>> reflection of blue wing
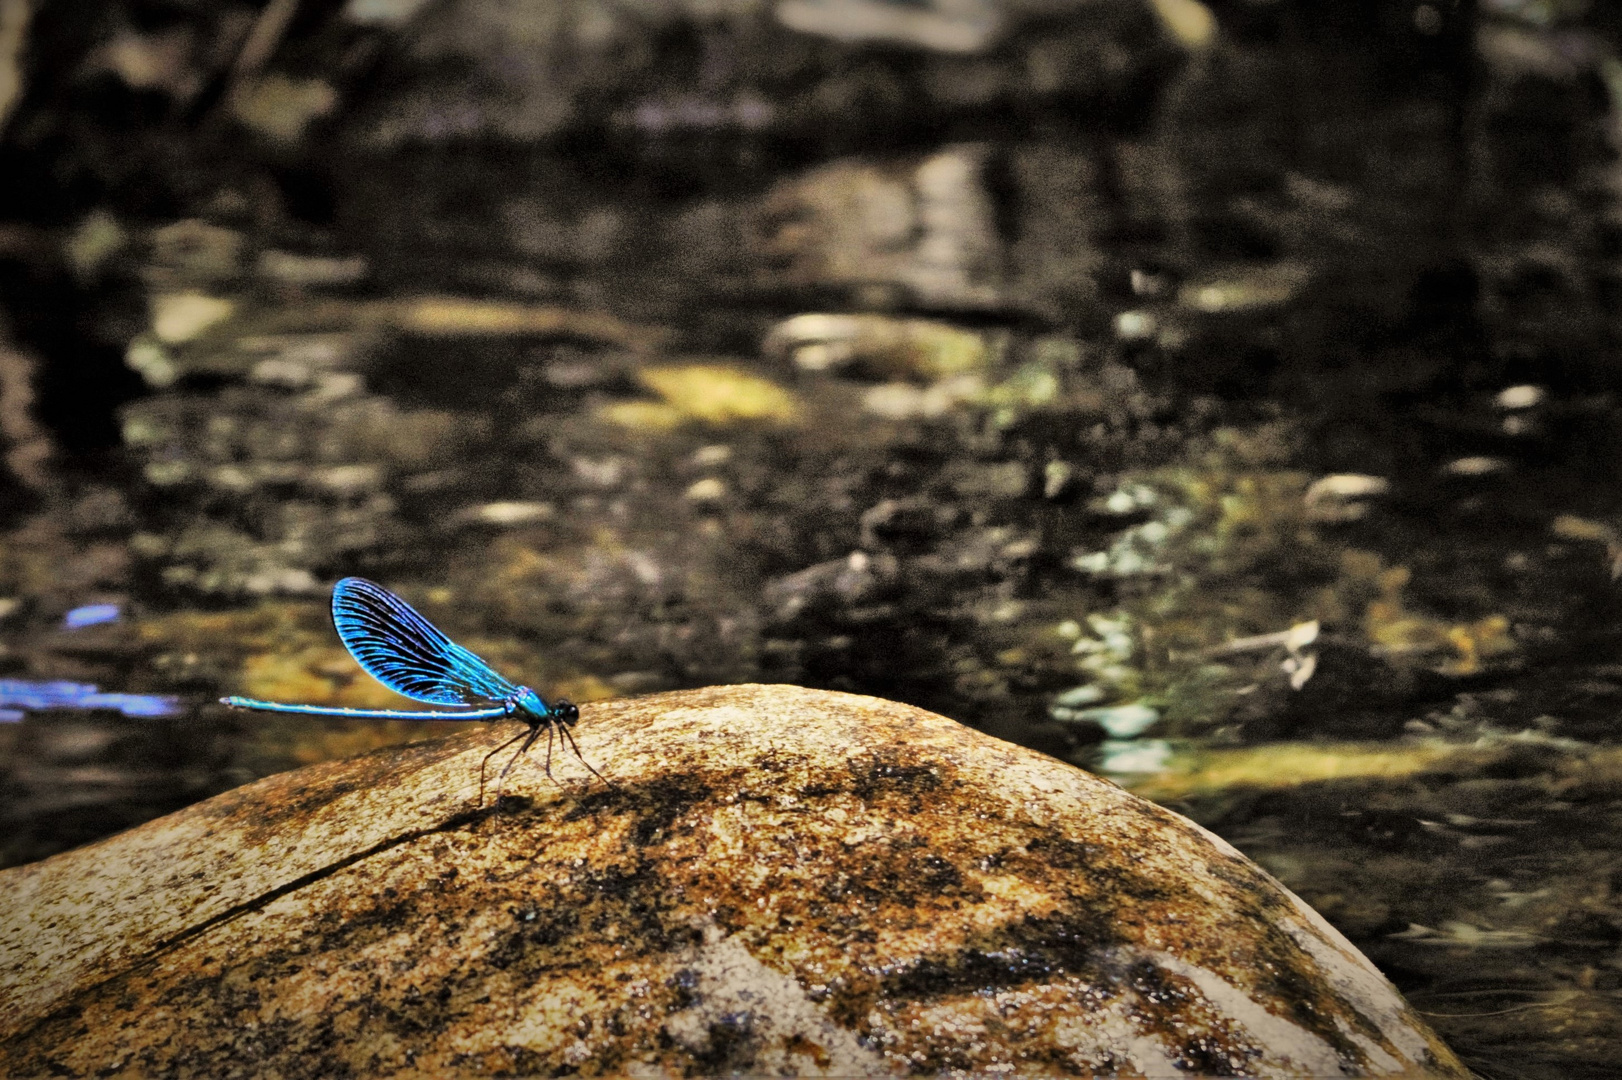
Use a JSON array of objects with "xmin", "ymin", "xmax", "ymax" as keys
[{"xmin": 332, "ymin": 578, "xmax": 518, "ymax": 706}]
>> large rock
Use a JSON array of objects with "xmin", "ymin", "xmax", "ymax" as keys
[{"xmin": 0, "ymin": 684, "xmax": 1464, "ymax": 1077}]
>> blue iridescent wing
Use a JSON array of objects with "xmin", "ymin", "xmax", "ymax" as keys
[{"xmin": 331, "ymin": 577, "xmax": 520, "ymax": 706}]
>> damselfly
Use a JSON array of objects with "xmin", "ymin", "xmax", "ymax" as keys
[{"xmin": 221, "ymin": 577, "xmax": 608, "ymax": 801}]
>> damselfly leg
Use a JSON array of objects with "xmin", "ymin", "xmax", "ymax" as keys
[
  {"xmin": 477, "ymin": 726, "xmax": 531, "ymax": 807},
  {"xmin": 493, "ymin": 722, "xmax": 550, "ymax": 805},
  {"xmin": 559, "ymin": 721, "xmax": 614, "ymax": 788},
  {"xmin": 484, "ymin": 716, "xmax": 616, "ymax": 805}
]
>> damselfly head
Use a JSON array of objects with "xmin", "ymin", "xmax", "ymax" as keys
[{"xmin": 553, "ymin": 699, "xmax": 579, "ymax": 726}]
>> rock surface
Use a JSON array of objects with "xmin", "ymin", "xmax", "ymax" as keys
[{"xmin": 0, "ymin": 684, "xmax": 1464, "ymax": 1077}]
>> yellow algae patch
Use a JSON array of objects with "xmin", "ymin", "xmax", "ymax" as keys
[
  {"xmin": 1440, "ymin": 615, "xmax": 1513, "ymax": 676},
  {"xmin": 391, "ymin": 297, "xmax": 663, "ymax": 350},
  {"xmin": 231, "ymin": 74, "xmax": 337, "ymax": 146},
  {"xmin": 136, "ymin": 602, "xmax": 327, "ymax": 662},
  {"xmin": 763, "ymin": 313, "xmax": 990, "ymax": 381},
  {"xmin": 1124, "ymin": 740, "xmax": 1622, "ymax": 803},
  {"xmin": 1346, "ymin": 554, "xmax": 1516, "ymax": 675},
  {"xmin": 601, "ymin": 363, "xmax": 801, "ymax": 428},
  {"xmin": 151, "ymin": 292, "xmax": 236, "ymax": 343},
  {"xmin": 137, "ymin": 602, "xmax": 396, "ymax": 711},
  {"xmin": 240, "ymin": 647, "xmax": 402, "ymax": 709},
  {"xmin": 1178, "ymin": 261, "xmax": 1312, "ymax": 314},
  {"xmin": 597, "ymin": 399, "xmax": 686, "ymax": 430},
  {"xmin": 1123, "ymin": 741, "xmax": 1466, "ymax": 802},
  {"xmin": 1150, "ymin": 0, "xmax": 1216, "ymax": 49}
]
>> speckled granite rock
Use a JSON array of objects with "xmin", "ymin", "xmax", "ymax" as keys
[{"xmin": 0, "ymin": 684, "xmax": 1464, "ymax": 1078}]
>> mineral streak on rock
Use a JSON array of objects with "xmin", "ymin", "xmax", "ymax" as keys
[{"xmin": 0, "ymin": 685, "xmax": 1464, "ymax": 1077}]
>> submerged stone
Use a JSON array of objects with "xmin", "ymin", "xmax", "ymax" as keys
[{"xmin": 0, "ymin": 685, "xmax": 1464, "ymax": 1077}]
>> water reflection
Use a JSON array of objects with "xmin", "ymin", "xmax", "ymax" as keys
[{"xmin": 0, "ymin": 678, "xmax": 181, "ymax": 718}]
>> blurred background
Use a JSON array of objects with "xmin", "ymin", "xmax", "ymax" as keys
[{"xmin": 2, "ymin": 0, "xmax": 1622, "ymax": 1074}]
